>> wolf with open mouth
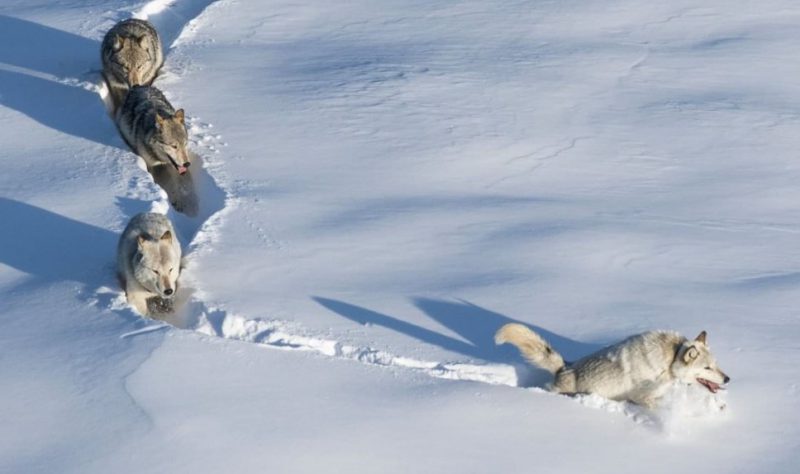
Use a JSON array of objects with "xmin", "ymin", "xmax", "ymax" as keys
[{"xmin": 496, "ymin": 324, "xmax": 730, "ymax": 408}]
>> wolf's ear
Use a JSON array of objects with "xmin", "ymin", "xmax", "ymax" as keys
[
  {"xmin": 694, "ymin": 331, "xmax": 707, "ymax": 344},
  {"xmin": 137, "ymin": 233, "xmax": 151, "ymax": 248},
  {"xmin": 683, "ymin": 346, "xmax": 699, "ymax": 362},
  {"xmin": 112, "ymin": 35, "xmax": 124, "ymax": 52},
  {"xmin": 160, "ymin": 230, "xmax": 172, "ymax": 242},
  {"xmin": 155, "ymin": 113, "xmax": 165, "ymax": 128},
  {"xmin": 174, "ymin": 109, "xmax": 185, "ymax": 124},
  {"xmin": 136, "ymin": 35, "xmax": 147, "ymax": 47}
]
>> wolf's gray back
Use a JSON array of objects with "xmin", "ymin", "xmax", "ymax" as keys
[
  {"xmin": 102, "ymin": 19, "xmax": 164, "ymax": 107},
  {"xmin": 116, "ymin": 85, "xmax": 178, "ymax": 153}
]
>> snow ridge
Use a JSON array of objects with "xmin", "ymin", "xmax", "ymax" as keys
[
  {"xmin": 102, "ymin": 0, "xmax": 527, "ymax": 393},
  {"xmin": 191, "ymin": 307, "xmax": 521, "ymax": 387}
]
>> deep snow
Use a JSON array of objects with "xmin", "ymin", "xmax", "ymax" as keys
[{"xmin": 2, "ymin": 0, "xmax": 800, "ymax": 472}]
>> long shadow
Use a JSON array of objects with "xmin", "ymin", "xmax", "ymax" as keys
[
  {"xmin": 0, "ymin": 68, "xmax": 120, "ymax": 148},
  {"xmin": 313, "ymin": 297, "xmax": 481, "ymax": 357},
  {"xmin": 412, "ymin": 298, "xmax": 599, "ymax": 363},
  {"xmin": 313, "ymin": 297, "xmax": 600, "ymax": 366},
  {"xmin": 0, "ymin": 15, "xmax": 98, "ymax": 78},
  {"xmin": 0, "ymin": 15, "xmax": 119, "ymax": 148},
  {"xmin": 0, "ymin": 197, "xmax": 116, "ymax": 287}
]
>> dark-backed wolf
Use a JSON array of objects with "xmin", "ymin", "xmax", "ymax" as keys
[{"xmin": 115, "ymin": 85, "xmax": 191, "ymax": 175}]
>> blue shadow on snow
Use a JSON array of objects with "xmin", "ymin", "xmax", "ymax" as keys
[
  {"xmin": 0, "ymin": 15, "xmax": 119, "ymax": 148},
  {"xmin": 313, "ymin": 296, "xmax": 601, "ymax": 370},
  {"xmin": 0, "ymin": 14, "xmax": 98, "ymax": 78},
  {"xmin": 0, "ymin": 197, "xmax": 116, "ymax": 287}
]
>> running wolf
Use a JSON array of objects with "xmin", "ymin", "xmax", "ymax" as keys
[
  {"xmin": 117, "ymin": 212, "xmax": 182, "ymax": 316},
  {"xmin": 496, "ymin": 324, "xmax": 730, "ymax": 408},
  {"xmin": 116, "ymin": 85, "xmax": 192, "ymax": 175},
  {"xmin": 101, "ymin": 18, "xmax": 164, "ymax": 111}
]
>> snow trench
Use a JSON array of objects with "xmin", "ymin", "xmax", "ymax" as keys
[
  {"xmin": 98, "ymin": 0, "xmax": 538, "ymax": 391},
  {"xmin": 93, "ymin": 0, "xmax": 727, "ymax": 431}
]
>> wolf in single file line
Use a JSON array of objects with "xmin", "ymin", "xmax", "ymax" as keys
[
  {"xmin": 115, "ymin": 85, "xmax": 192, "ymax": 175},
  {"xmin": 117, "ymin": 212, "xmax": 183, "ymax": 316},
  {"xmin": 496, "ymin": 323, "xmax": 730, "ymax": 408},
  {"xmin": 101, "ymin": 18, "xmax": 164, "ymax": 111}
]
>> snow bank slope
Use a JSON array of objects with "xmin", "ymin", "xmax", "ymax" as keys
[{"xmin": 2, "ymin": 0, "xmax": 800, "ymax": 472}]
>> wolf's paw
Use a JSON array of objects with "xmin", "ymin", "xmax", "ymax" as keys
[{"xmin": 147, "ymin": 295, "xmax": 175, "ymax": 315}]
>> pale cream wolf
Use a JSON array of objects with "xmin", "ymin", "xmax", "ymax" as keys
[
  {"xmin": 496, "ymin": 323, "xmax": 730, "ymax": 408},
  {"xmin": 117, "ymin": 213, "xmax": 182, "ymax": 316},
  {"xmin": 115, "ymin": 85, "xmax": 191, "ymax": 175},
  {"xmin": 101, "ymin": 18, "xmax": 164, "ymax": 111}
]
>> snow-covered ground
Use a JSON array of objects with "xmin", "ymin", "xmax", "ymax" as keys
[{"xmin": 2, "ymin": 0, "xmax": 800, "ymax": 472}]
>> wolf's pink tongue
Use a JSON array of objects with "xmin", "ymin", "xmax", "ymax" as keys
[{"xmin": 178, "ymin": 165, "xmax": 188, "ymax": 175}]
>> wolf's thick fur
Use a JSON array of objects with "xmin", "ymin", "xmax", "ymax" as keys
[
  {"xmin": 116, "ymin": 85, "xmax": 191, "ymax": 174},
  {"xmin": 101, "ymin": 18, "xmax": 163, "ymax": 111},
  {"xmin": 117, "ymin": 213, "xmax": 182, "ymax": 316},
  {"xmin": 496, "ymin": 323, "xmax": 730, "ymax": 408}
]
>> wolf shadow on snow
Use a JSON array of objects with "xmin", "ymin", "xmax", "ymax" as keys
[
  {"xmin": 313, "ymin": 296, "xmax": 601, "ymax": 387},
  {"xmin": 0, "ymin": 15, "xmax": 156, "ymax": 181},
  {"xmin": 0, "ymin": 197, "xmax": 118, "ymax": 292},
  {"xmin": 0, "ymin": 15, "xmax": 123, "ymax": 149},
  {"xmin": 0, "ymin": 15, "xmax": 219, "ymax": 222}
]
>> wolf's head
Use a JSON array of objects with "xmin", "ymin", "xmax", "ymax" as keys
[
  {"xmin": 110, "ymin": 34, "xmax": 154, "ymax": 86},
  {"xmin": 154, "ymin": 110, "xmax": 191, "ymax": 174},
  {"xmin": 133, "ymin": 230, "xmax": 181, "ymax": 298},
  {"xmin": 671, "ymin": 331, "xmax": 730, "ymax": 393}
]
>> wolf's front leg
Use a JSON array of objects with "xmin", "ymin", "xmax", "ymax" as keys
[
  {"xmin": 629, "ymin": 379, "xmax": 671, "ymax": 409},
  {"xmin": 125, "ymin": 286, "xmax": 152, "ymax": 317}
]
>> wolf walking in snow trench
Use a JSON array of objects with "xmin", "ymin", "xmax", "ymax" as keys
[
  {"xmin": 101, "ymin": 18, "xmax": 164, "ymax": 112},
  {"xmin": 117, "ymin": 212, "xmax": 183, "ymax": 317},
  {"xmin": 116, "ymin": 85, "xmax": 192, "ymax": 175},
  {"xmin": 496, "ymin": 324, "xmax": 730, "ymax": 408}
]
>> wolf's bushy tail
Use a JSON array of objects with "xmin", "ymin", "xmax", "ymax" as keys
[{"xmin": 495, "ymin": 323, "xmax": 565, "ymax": 374}]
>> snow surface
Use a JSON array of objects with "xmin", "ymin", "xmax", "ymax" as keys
[{"xmin": 2, "ymin": 0, "xmax": 800, "ymax": 472}]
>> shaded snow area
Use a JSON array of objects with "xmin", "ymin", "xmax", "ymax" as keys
[{"xmin": 2, "ymin": 0, "xmax": 800, "ymax": 472}]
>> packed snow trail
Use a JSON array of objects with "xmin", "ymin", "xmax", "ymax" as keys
[
  {"xmin": 4, "ymin": 0, "xmax": 800, "ymax": 472},
  {"xmin": 99, "ymin": 0, "xmax": 539, "ymax": 396},
  {"xmin": 100, "ymin": 0, "xmax": 598, "ymax": 410},
  {"xmin": 93, "ymin": 0, "xmax": 731, "ymax": 429}
]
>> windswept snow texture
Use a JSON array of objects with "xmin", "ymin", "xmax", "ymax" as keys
[{"xmin": 2, "ymin": 0, "xmax": 800, "ymax": 472}]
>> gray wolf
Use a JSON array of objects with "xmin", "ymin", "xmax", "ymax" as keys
[
  {"xmin": 496, "ymin": 323, "xmax": 730, "ymax": 408},
  {"xmin": 101, "ymin": 18, "xmax": 164, "ymax": 111},
  {"xmin": 117, "ymin": 212, "xmax": 182, "ymax": 316},
  {"xmin": 115, "ymin": 85, "xmax": 191, "ymax": 175}
]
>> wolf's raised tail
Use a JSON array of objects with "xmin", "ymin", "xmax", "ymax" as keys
[{"xmin": 495, "ymin": 323, "xmax": 565, "ymax": 374}]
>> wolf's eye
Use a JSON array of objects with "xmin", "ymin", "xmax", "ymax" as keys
[
  {"xmin": 153, "ymin": 269, "xmax": 160, "ymax": 276},
  {"xmin": 704, "ymin": 366, "xmax": 712, "ymax": 370}
]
